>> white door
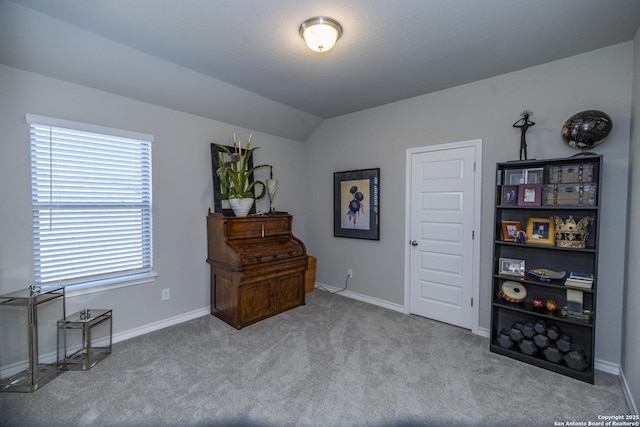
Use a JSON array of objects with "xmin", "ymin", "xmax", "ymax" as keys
[{"xmin": 406, "ymin": 141, "xmax": 480, "ymax": 330}]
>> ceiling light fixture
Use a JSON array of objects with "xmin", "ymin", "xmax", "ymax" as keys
[{"xmin": 299, "ymin": 17, "xmax": 342, "ymax": 53}]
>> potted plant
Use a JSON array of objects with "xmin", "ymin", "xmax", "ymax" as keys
[{"xmin": 216, "ymin": 134, "xmax": 270, "ymax": 216}]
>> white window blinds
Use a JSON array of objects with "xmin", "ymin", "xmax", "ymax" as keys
[{"xmin": 27, "ymin": 114, "xmax": 153, "ymax": 287}]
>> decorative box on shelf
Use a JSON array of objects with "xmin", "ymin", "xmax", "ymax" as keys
[
  {"xmin": 0, "ymin": 285, "xmax": 66, "ymax": 392},
  {"xmin": 543, "ymin": 161, "xmax": 597, "ymax": 207},
  {"xmin": 547, "ymin": 163, "xmax": 594, "ymax": 184},
  {"xmin": 543, "ymin": 183, "xmax": 597, "ymax": 206},
  {"xmin": 58, "ymin": 309, "xmax": 112, "ymax": 371}
]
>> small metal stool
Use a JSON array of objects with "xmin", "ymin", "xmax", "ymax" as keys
[
  {"xmin": 58, "ymin": 309, "xmax": 112, "ymax": 371},
  {"xmin": 0, "ymin": 286, "xmax": 65, "ymax": 392}
]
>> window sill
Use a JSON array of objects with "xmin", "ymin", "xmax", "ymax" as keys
[{"xmin": 55, "ymin": 272, "xmax": 158, "ymax": 298}]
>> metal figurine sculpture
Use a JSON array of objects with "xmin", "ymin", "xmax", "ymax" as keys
[
  {"xmin": 513, "ymin": 110, "xmax": 535, "ymax": 160},
  {"xmin": 515, "ymin": 230, "xmax": 528, "ymax": 244}
]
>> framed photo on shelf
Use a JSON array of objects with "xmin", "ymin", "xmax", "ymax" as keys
[
  {"xmin": 523, "ymin": 167, "xmax": 544, "ymax": 184},
  {"xmin": 501, "ymin": 185, "xmax": 519, "ymax": 206},
  {"xmin": 505, "ymin": 170, "xmax": 524, "ymax": 185},
  {"xmin": 518, "ymin": 183, "xmax": 542, "ymax": 206},
  {"xmin": 504, "ymin": 168, "xmax": 544, "ymax": 185},
  {"xmin": 499, "ymin": 258, "xmax": 525, "ymax": 277},
  {"xmin": 526, "ymin": 217, "xmax": 556, "ymax": 246},
  {"xmin": 334, "ymin": 168, "xmax": 380, "ymax": 240},
  {"xmin": 566, "ymin": 289, "xmax": 584, "ymax": 317},
  {"xmin": 501, "ymin": 220, "xmax": 521, "ymax": 242}
]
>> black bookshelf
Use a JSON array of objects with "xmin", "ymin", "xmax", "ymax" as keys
[{"xmin": 489, "ymin": 155, "xmax": 602, "ymax": 383}]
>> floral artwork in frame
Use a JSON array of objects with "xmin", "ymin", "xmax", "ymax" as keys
[
  {"xmin": 334, "ymin": 168, "xmax": 380, "ymax": 240},
  {"xmin": 211, "ymin": 143, "xmax": 257, "ymax": 216}
]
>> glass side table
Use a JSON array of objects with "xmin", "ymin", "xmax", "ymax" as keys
[
  {"xmin": 0, "ymin": 286, "xmax": 65, "ymax": 392},
  {"xmin": 58, "ymin": 309, "xmax": 112, "ymax": 371}
]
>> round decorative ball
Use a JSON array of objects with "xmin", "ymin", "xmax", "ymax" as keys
[
  {"xmin": 561, "ymin": 110, "xmax": 612, "ymax": 152},
  {"xmin": 531, "ymin": 297, "xmax": 545, "ymax": 310}
]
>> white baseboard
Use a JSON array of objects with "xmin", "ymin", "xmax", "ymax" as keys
[
  {"xmin": 620, "ymin": 366, "xmax": 639, "ymax": 415},
  {"xmin": 112, "ymin": 306, "xmax": 210, "ymax": 344},
  {"xmin": 477, "ymin": 327, "xmax": 491, "ymax": 338},
  {"xmin": 314, "ymin": 282, "xmax": 405, "ymax": 313},
  {"xmin": 1, "ymin": 360, "xmax": 31, "ymax": 378},
  {"xmin": 595, "ymin": 358, "xmax": 620, "ymax": 376}
]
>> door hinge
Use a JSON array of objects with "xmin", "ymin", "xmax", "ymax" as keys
[
  {"xmin": 473, "ymin": 161, "xmax": 476, "ymax": 172},
  {"xmin": 472, "ymin": 230, "xmax": 475, "ymax": 240},
  {"xmin": 471, "ymin": 297, "xmax": 473, "ymax": 307}
]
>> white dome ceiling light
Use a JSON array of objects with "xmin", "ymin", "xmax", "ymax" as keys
[{"xmin": 299, "ymin": 17, "xmax": 343, "ymax": 53}]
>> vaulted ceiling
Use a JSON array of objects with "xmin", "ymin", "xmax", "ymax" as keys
[{"xmin": 2, "ymin": 0, "xmax": 640, "ymax": 141}]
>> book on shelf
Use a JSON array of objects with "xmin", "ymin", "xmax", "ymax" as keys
[
  {"xmin": 565, "ymin": 272, "xmax": 594, "ymax": 289},
  {"xmin": 565, "ymin": 279, "xmax": 593, "ymax": 289},
  {"xmin": 569, "ymin": 272, "xmax": 594, "ymax": 281}
]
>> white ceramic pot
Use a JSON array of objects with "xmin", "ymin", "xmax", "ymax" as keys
[{"xmin": 228, "ymin": 198, "xmax": 254, "ymax": 217}]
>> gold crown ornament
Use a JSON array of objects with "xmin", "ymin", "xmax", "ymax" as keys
[{"xmin": 551, "ymin": 215, "xmax": 593, "ymax": 248}]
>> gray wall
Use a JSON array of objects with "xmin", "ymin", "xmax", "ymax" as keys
[
  {"xmin": 305, "ymin": 43, "xmax": 633, "ymax": 368},
  {"xmin": 0, "ymin": 64, "xmax": 308, "ymax": 336},
  {"xmin": 622, "ymin": 28, "xmax": 640, "ymax": 413}
]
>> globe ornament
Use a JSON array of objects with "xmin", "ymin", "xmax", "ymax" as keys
[{"xmin": 561, "ymin": 110, "xmax": 612, "ymax": 154}]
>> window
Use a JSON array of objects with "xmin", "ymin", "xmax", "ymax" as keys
[{"xmin": 27, "ymin": 114, "xmax": 154, "ymax": 290}]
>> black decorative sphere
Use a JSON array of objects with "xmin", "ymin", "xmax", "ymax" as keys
[{"xmin": 561, "ymin": 110, "xmax": 612, "ymax": 152}]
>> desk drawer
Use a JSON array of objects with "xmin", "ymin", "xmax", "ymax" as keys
[{"xmin": 226, "ymin": 216, "xmax": 291, "ymax": 240}]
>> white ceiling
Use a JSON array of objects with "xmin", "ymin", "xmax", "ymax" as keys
[{"xmin": 3, "ymin": 0, "xmax": 640, "ymax": 140}]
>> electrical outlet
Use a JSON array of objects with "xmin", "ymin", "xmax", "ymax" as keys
[
  {"xmin": 161, "ymin": 288, "xmax": 170, "ymax": 300},
  {"xmin": 347, "ymin": 269, "xmax": 353, "ymax": 278}
]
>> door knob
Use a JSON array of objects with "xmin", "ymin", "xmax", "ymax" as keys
[{"xmin": 411, "ymin": 240, "xmax": 419, "ymax": 246}]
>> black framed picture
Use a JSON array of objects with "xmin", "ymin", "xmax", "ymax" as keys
[
  {"xmin": 210, "ymin": 143, "xmax": 257, "ymax": 216},
  {"xmin": 500, "ymin": 185, "xmax": 519, "ymax": 206},
  {"xmin": 334, "ymin": 168, "xmax": 380, "ymax": 240}
]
